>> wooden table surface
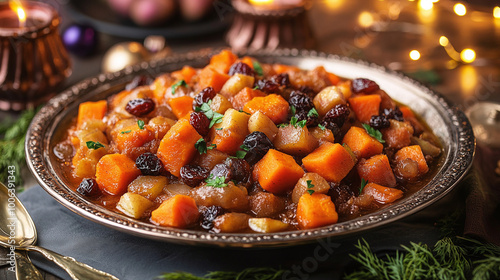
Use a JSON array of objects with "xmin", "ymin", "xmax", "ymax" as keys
[{"xmin": 1, "ymin": 0, "xmax": 499, "ymax": 279}]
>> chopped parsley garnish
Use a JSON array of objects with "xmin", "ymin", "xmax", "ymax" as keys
[
  {"xmin": 205, "ymin": 174, "xmax": 228, "ymax": 188},
  {"xmin": 307, "ymin": 108, "xmax": 319, "ymax": 118},
  {"xmin": 290, "ymin": 105, "xmax": 296, "ymax": 115},
  {"xmin": 306, "ymin": 180, "xmax": 315, "ymax": 195},
  {"xmin": 137, "ymin": 120, "xmax": 145, "ymax": 130},
  {"xmin": 195, "ymin": 138, "xmax": 216, "ymax": 154},
  {"xmin": 253, "ymin": 86, "xmax": 259, "ymax": 90},
  {"xmin": 362, "ymin": 123, "xmax": 385, "ymax": 143},
  {"xmin": 86, "ymin": 141, "xmax": 105, "ymax": 150},
  {"xmin": 290, "ymin": 116, "xmax": 307, "ymax": 128},
  {"xmin": 120, "ymin": 130, "xmax": 132, "ymax": 134},
  {"xmin": 235, "ymin": 150, "xmax": 247, "ymax": 159},
  {"xmin": 195, "ymin": 100, "xmax": 224, "ymax": 128},
  {"xmin": 359, "ymin": 178, "xmax": 368, "ymax": 195},
  {"xmin": 318, "ymin": 124, "xmax": 326, "ymax": 131},
  {"xmin": 238, "ymin": 109, "xmax": 251, "ymax": 115},
  {"xmin": 253, "ymin": 61, "xmax": 264, "ymax": 76},
  {"xmin": 171, "ymin": 79, "xmax": 187, "ymax": 95}
]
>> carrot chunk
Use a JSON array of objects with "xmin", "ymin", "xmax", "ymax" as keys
[
  {"xmin": 357, "ymin": 154, "xmax": 397, "ymax": 188},
  {"xmin": 231, "ymin": 87, "xmax": 266, "ymax": 111},
  {"xmin": 362, "ymin": 183, "xmax": 403, "ymax": 204},
  {"xmin": 302, "ymin": 143, "xmax": 356, "ymax": 183},
  {"xmin": 327, "ymin": 72, "xmax": 340, "ymax": 85},
  {"xmin": 157, "ymin": 118, "xmax": 202, "ymax": 177},
  {"xmin": 77, "ymin": 100, "xmax": 107, "ymax": 128},
  {"xmin": 171, "ymin": 66, "xmax": 197, "ymax": 83},
  {"xmin": 253, "ymin": 149, "xmax": 305, "ymax": 194},
  {"xmin": 240, "ymin": 56, "xmax": 255, "ymax": 69},
  {"xmin": 243, "ymin": 94, "xmax": 289, "ymax": 124},
  {"xmin": 394, "ymin": 145, "xmax": 429, "ymax": 174},
  {"xmin": 210, "ymin": 50, "xmax": 238, "ymax": 74},
  {"xmin": 273, "ymin": 64, "xmax": 300, "ymax": 74},
  {"xmin": 151, "ymin": 195, "xmax": 199, "ymax": 228},
  {"xmin": 114, "ymin": 122, "xmax": 155, "ymax": 152},
  {"xmin": 399, "ymin": 106, "xmax": 415, "ymax": 119},
  {"xmin": 296, "ymin": 193, "xmax": 338, "ymax": 229},
  {"xmin": 96, "ymin": 154, "xmax": 141, "ymax": 195},
  {"xmin": 348, "ymin": 94, "xmax": 381, "ymax": 123},
  {"xmin": 342, "ymin": 126, "xmax": 383, "ymax": 159},
  {"xmin": 168, "ymin": 96, "xmax": 195, "ymax": 119},
  {"xmin": 198, "ymin": 66, "xmax": 230, "ymax": 93}
]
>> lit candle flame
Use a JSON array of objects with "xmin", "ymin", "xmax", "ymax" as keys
[{"xmin": 9, "ymin": 0, "xmax": 26, "ymax": 28}]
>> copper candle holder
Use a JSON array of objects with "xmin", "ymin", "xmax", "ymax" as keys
[
  {"xmin": 0, "ymin": 1, "xmax": 71, "ymax": 111},
  {"xmin": 226, "ymin": 0, "xmax": 315, "ymax": 51}
]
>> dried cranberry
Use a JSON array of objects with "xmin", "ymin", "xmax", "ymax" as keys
[
  {"xmin": 125, "ymin": 98, "xmax": 155, "ymax": 116},
  {"xmin": 180, "ymin": 164, "xmax": 209, "ymax": 187},
  {"xmin": 228, "ymin": 62, "xmax": 255, "ymax": 77},
  {"xmin": 370, "ymin": 115, "xmax": 390, "ymax": 130},
  {"xmin": 77, "ymin": 178, "xmax": 101, "ymax": 197},
  {"xmin": 351, "ymin": 78, "xmax": 380, "ymax": 94},
  {"xmin": 322, "ymin": 104, "xmax": 350, "ymax": 128},
  {"xmin": 193, "ymin": 87, "xmax": 216, "ymax": 110},
  {"xmin": 189, "ymin": 111, "xmax": 210, "ymax": 136},
  {"xmin": 289, "ymin": 91, "xmax": 314, "ymax": 112},
  {"xmin": 271, "ymin": 73, "xmax": 291, "ymax": 87},
  {"xmin": 135, "ymin": 152, "xmax": 164, "ymax": 176},
  {"xmin": 209, "ymin": 164, "xmax": 232, "ymax": 182},
  {"xmin": 125, "ymin": 75, "xmax": 153, "ymax": 91},
  {"xmin": 225, "ymin": 157, "xmax": 251, "ymax": 184},
  {"xmin": 256, "ymin": 79, "xmax": 280, "ymax": 94},
  {"xmin": 382, "ymin": 107, "xmax": 404, "ymax": 122},
  {"xmin": 243, "ymin": 132, "xmax": 274, "ymax": 165},
  {"xmin": 200, "ymin": 205, "xmax": 225, "ymax": 230}
]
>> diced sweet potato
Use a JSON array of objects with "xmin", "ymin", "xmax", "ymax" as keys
[
  {"xmin": 213, "ymin": 213, "xmax": 250, "ymax": 233},
  {"xmin": 382, "ymin": 120, "xmax": 414, "ymax": 150},
  {"xmin": 243, "ymin": 94, "xmax": 289, "ymax": 124},
  {"xmin": 220, "ymin": 74, "xmax": 255, "ymax": 99},
  {"xmin": 212, "ymin": 109, "xmax": 250, "ymax": 155},
  {"xmin": 117, "ymin": 192, "xmax": 154, "ymax": 219},
  {"xmin": 273, "ymin": 64, "xmax": 300, "ymax": 74},
  {"xmin": 292, "ymin": 173, "xmax": 330, "ymax": 203},
  {"xmin": 348, "ymin": 94, "xmax": 381, "ymax": 123},
  {"xmin": 309, "ymin": 127, "xmax": 335, "ymax": 144},
  {"xmin": 240, "ymin": 56, "xmax": 255, "ymax": 69},
  {"xmin": 248, "ymin": 111, "xmax": 279, "ymax": 141},
  {"xmin": 357, "ymin": 154, "xmax": 397, "ymax": 188},
  {"xmin": 327, "ymin": 72, "xmax": 340, "ymax": 85},
  {"xmin": 302, "ymin": 143, "xmax": 356, "ymax": 183},
  {"xmin": 210, "ymin": 49, "xmax": 238, "ymax": 74},
  {"xmin": 296, "ymin": 193, "xmax": 338, "ymax": 229},
  {"xmin": 394, "ymin": 145, "xmax": 429, "ymax": 174},
  {"xmin": 77, "ymin": 101, "xmax": 108, "ymax": 128},
  {"xmin": 171, "ymin": 66, "xmax": 197, "ymax": 83},
  {"xmin": 249, "ymin": 192, "xmax": 285, "ymax": 218},
  {"xmin": 151, "ymin": 195, "xmax": 199, "ymax": 228},
  {"xmin": 198, "ymin": 66, "xmax": 230, "ymax": 93},
  {"xmin": 157, "ymin": 118, "xmax": 202, "ymax": 177},
  {"xmin": 362, "ymin": 183, "xmax": 403, "ymax": 204},
  {"xmin": 248, "ymin": 218, "xmax": 289, "ymax": 233},
  {"xmin": 252, "ymin": 149, "xmax": 305, "ymax": 194},
  {"xmin": 113, "ymin": 120, "xmax": 155, "ymax": 152},
  {"xmin": 273, "ymin": 125, "xmax": 319, "ymax": 156},
  {"xmin": 128, "ymin": 176, "xmax": 168, "ymax": 200},
  {"xmin": 342, "ymin": 126, "xmax": 383, "ymax": 159},
  {"xmin": 399, "ymin": 106, "xmax": 414, "ymax": 118},
  {"xmin": 190, "ymin": 182, "xmax": 249, "ymax": 212},
  {"xmin": 231, "ymin": 87, "xmax": 266, "ymax": 111},
  {"xmin": 168, "ymin": 96, "xmax": 194, "ymax": 119},
  {"xmin": 337, "ymin": 80, "xmax": 352, "ymax": 99},
  {"xmin": 152, "ymin": 74, "xmax": 176, "ymax": 103},
  {"xmin": 96, "ymin": 154, "xmax": 141, "ymax": 195},
  {"xmin": 313, "ymin": 86, "xmax": 346, "ymax": 117}
]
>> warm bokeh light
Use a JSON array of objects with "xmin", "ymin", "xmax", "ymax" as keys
[
  {"xmin": 248, "ymin": 0, "xmax": 274, "ymax": 5},
  {"xmin": 419, "ymin": 0, "xmax": 433, "ymax": 10},
  {"xmin": 460, "ymin": 48, "xmax": 476, "ymax": 63},
  {"xmin": 439, "ymin": 36, "xmax": 449, "ymax": 46},
  {"xmin": 9, "ymin": 0, "xmax": 26, "ymax": 27},
  {"xmin": 358, "ymin": 11, "xmax": 374, "ymax": 28},
  {"xmin": 494, "ymin": 6, "xmax": 500, "ymax": 19},
  {"xmin": 324, "ymin": 0, "xmax": 343, "ymax": 10},
  {"xmin": 409, "ymin": 50, "xmax": 421, "ymax": 60},
  {"xmin": 453, "ymin": 3, "xmax": 466, "ymax": 16}
]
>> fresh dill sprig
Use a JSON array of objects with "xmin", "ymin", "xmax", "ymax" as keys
[{"xmin": 157, "ymin": 267, "xmax": 287, "ymax": 280}]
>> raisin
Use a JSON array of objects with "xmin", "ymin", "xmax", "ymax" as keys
[
  {"xmin": 189, "ymin": 111, "xmax": 210, "ymax": 136},
  {"xmin": 289, "ymin": 91, "xmax": 314, "ymax": 112},
  {"xmin": 125, "ymin": 98, "xmax": 155, "ymax": 116},
  {"xmin": 351, "ymin": 78, "xmax": 380, "ymax": 94},
  {"xmin": 256, "ymin": 79, "xmax": 280, "ymax": 93},
  {"xmin": 295, "ymin": 110, "xmax": 319, "ymax": 127},
  {"xmin": 225, "ymin": 157, "xmax": 251, "ymax": 184},
  {"xmin": 180, "ymin": 164, "xmax": 209, "ymax": 187},
  {"xmin": 209, "ymin": 164, "xmax": 232, "ymax": 182},
  {"xmin": 200, "ymin": 205, "xmax": 225, "ymax": 230},
  {"xmin": 369, "ymin": 115, "xmax": 390, "ymax": 130},
  {"xmin": 135, "ymin": 152, "xmax": 164, "ymax": 176},
  {"xmin": 228, "ymin": 62, "xmax": 255, "ymax": 77},
  {"xmin": 382, "ymin": 107, "xmax": 404, "ymax": 122},
  {"xmin": 297, "ymin": 86, "xmax": 316, "ymax": 98},
  {"xmin": 193, "ymin": 87, "xmax": 216, "ymax": 110},
  {"xmin": 125, "ymin": 75, "xmax": 153, "ymax": 91},
  {"xmin": 243, "ymin": 132, "xmax": 274, "ymax": 165},
  {"xmin": 77, "ymin": 178, "xmax": 101, "ymax": 197},
  {"xmin": 322, "ymin": 104, "xmax": 350, "ymax": 128},
  {"xmin": 271, "ymin": 73, "xmax": 291, "ymax": 87}
]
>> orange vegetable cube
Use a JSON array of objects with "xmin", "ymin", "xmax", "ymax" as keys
[
  {"xmin": 96, "ymin": 154, "xmax": 141, "ymax": 195},
  {"xmin": 231, "ymin": 87, "xmax": 266, "ymax": 111},
  {"xmin": 273, "ymin": 125, "xmax": 319, "ymax": 156},
  {"xmin": 114, "ymin": 122, "xmax": 155, "ymax": 152},
  {"xmin": 399, "ymin": 106, "xmax": 415, "ymax": 119},
  {"xmin": 210, "ymin": 50, "xmax": 238, "ymax": 74},
  {"xmin": 151, "ymin": 195, "xmax": 199, "ymax": 228},
  {"xmin": 362, "ymin": 183, "xmax": 403, "ymax": 204},
  {"xmin": 168, "ymin": 96, "xmax": 195, "ymax": 119},
  {"xmin": 77, "ymin": 100, "xmax": 108, "ymax": 128},
  {"xmin": 212, "ymin": 109, "xmax": 250, "ymax": 155},
  {"xmin": 157, "ymin": 118, "xmax": 202, "ymax": 177},
  {"xmin": 394, "ymin": 145, "xmax": 429, "ymax": 174},
  {"xmin": 342, "ymin": 126, "xmax": 383, "ymax": 159},
  {"xmin": 152, "ymin": 74, "xmax": 176, "ymax": 103},
  {"xmin": 348, "ymin": 94, "xmax": 381, "ymax": 123},
  {"xmin": 243, "ymin": 94, "xmax": 289, "ymax": 124},
  {"xmin": 240, "ymin": 56, "xmax": 255, "ymax": 69},
  {"xmin": 327, "ymin": 72, "xmax": 340, "ymax": 85},
  {"xmin": 357, "ymin": 154, "xmax": 397, "ymax": 188},
  {"xmin": 171, "ymin": 66, "xmax": 197, "ymax": 83},
  {"xmin": 302, "ymin": 143, "xmax": 356, "ymax": 183},
  {"xmin": 296, "ymin": 193, "xmax": 338, "ymax": 229},
  {"xmin": 273, "ymin": 64, "xmax": 300, "ymax": 74},
  {"xmin": 253, "ymin": 149, "xmax": 305, "ymax": 194},
  {"xmin": 198, "ymin": 66, "xmax": 230, "ymax": 93}
]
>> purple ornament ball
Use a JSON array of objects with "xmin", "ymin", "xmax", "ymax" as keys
[{"xmin": 62, "ymin": 24, "xmax": 98, "ymax": 57}]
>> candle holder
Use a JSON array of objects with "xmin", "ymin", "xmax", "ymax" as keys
[
  {"xmin": 0, "ymin": 1, "xmax": 71, "ymax": 111},
  {"xmin": 226, "ymin": 0, "xmax": 315, "ymax": 51}
]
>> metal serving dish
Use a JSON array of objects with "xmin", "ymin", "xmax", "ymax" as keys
[{"xmin": 26, "ymin": 49, "xmax": 475, "ymax": 247}]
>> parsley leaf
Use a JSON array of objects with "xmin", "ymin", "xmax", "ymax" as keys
[
  {"xmin": 277, "ymin": 123, "xmax": 287, "ymax": 128},
  {"xmin": 196, "ymin": 101, "xmax": 224, "ymax": 128},
  {"xmin": 240, "ymin": 144, "xmax": 250, "ymax": 151},
  {"xmin": 318, "ymin": 124, "xmax": 326, "ymax": 131},
  {"xmin": 171, "ymin": 79, "xmax": 187, "ymax": 95},
  {"xmin": 253, "ymin": 61, "xmax": 264, "ymax": 76},
  {"xmin": 235, "ymin": 150, "xmax": 247, "ymax": 159},
  {"xmin": 307, "ymin": 108, "xmax": 319, "ymax": 118},
  {"xmin": 362, "ymin": 124, "xmax": 385, "ymax": 143},
  {"xmin": 253, "ymin": 85, "xmax": 259, "ymax": 90},
  {"xmin": 120, "ymin": 130, "xmax": 131, "ymax": 134},
  {"xmin": 359, "ymin": 178, "xmax": 368, "ymax": 195},
  {"xmin": 205, "ymin": 174, "xmax": 228, "ymax": 188},
  {"xmin": 297, "ymin": 119, "xmax": 307, "ymax": 128},
  {"xmin": 86, "ymin": 141, "xmax": 105, "ymax": 150},
  {"xmin": 306, "ymin": 180, "xmax": 315, "ymax": 195},
  {"xmin": 194, "ymin": 138, "xmax": 216, "ymax": 154},
  {"xmin": 137, "ymin": 120, "xmax": 145, "ymax": 130},
  {"xmin": 238, "ymin": 110, "xmax": 251, "ymax": 115},
  {"xmin": 290, "ymin": 105, "xmax": 296, "ymax": 115}
]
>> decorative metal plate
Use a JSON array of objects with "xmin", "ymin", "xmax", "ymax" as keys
[{"xmin": 25, "ymin": 49, "xmax": 475, "ymax": 247}]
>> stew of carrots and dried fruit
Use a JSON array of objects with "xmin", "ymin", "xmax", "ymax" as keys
[{"xmin": 54, "ymin": 50, "xmax": 442, "ymax": 233}]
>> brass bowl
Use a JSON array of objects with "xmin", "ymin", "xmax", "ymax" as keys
[{"xmin": 25, "ymin": 49, "xmax": 474, "ymax": 247}]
